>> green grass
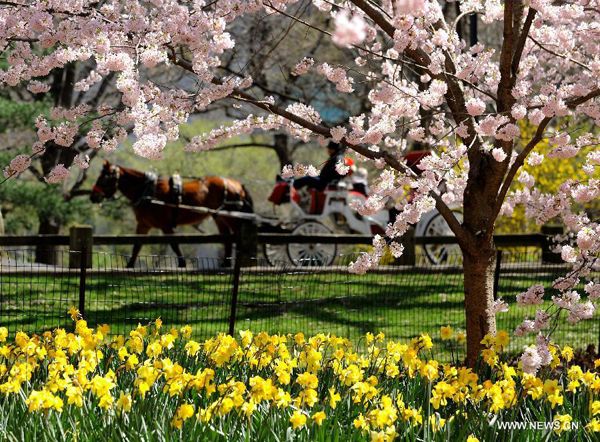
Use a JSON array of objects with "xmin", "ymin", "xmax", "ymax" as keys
[{"xmin": 1, "ymin": 267, "xmax": 597, "ymax": 361}]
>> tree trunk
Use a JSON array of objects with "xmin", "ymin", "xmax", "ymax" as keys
[
  {"xmin": 273, "ymin": 133, "xmax": 292, "ymax": 169},
  {"xmin": 35, "ymin": 217, "xmax": 60, "ymax": 265},
  {"xmin": 463, "ymin": 244, "xmax": 497, "ymax": 367},
  {"xmin": 0, "ymin": 208, "xmax": 4, "ymax": 258}
]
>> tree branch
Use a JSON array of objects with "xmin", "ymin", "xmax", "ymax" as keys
[
  {"xmin": 171, "ymin": 55, "xmax": 469, "ymax": 247},
  {"xmin": 492, "ymin": 117, "xmax": 552, "ymax": 220},
  {"xmin": 511, "ymin": 8, "xmax": 536, "ymax": 79}
]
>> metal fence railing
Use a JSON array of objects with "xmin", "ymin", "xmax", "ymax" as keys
[{"xmin": 0, "ymin": 248, "xmax": 597, "ymax": 360}]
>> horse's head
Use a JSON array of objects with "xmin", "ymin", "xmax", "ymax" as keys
[{"xmin": 90, "ymin": 161, "xmax": 120, "ymax": 203}]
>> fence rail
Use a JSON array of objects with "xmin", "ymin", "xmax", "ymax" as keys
[
  {"xmin": 0, "ymin": 232, "xmax": 550, "ymax": 246},
  {"xmin": 1, "ymin": 241, "xmax": 597, "ymax": 360}
]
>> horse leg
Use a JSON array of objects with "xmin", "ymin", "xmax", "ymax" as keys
[
  {"xmin": 127, "ymin": 223, "xmax": 150, "ymax": 268},
  {"xmin": 214, "ymin": 217, "xmax": 234, "ymax": 267},
  {"xmin": 162, "ymin": 227, "xmax": 186, "ymax": 268}
]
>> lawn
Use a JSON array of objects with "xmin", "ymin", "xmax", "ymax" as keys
[{"xmin": 1, "ymin": 265, "xmax": 597, "ymax": 361}]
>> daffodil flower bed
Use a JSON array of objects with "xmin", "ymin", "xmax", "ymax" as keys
[{"xmin": 0, "ymin": 314, "xmax": 598, "ymax": 441}]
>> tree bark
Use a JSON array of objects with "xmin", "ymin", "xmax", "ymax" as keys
[
  {"xmin": 273, "ymin": 133, "xmax": 292, "ymax": 169},
  {"xmin": 463, "ymin": 243, "xmax": 497, "ymax": 367}
]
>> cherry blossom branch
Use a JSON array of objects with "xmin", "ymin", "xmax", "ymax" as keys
[
  {"xmin": 529, "ymin": 36, "xmax": 591, "ymax": 72},
  {"xmin": 168, "ymin": 52, "xmax": 468, "ymax": 246},
  {"xmin": 493, "ymin": 117, "xmax": 552, "ymax": 220},
  {"xmin": 510, "ymin": 8, "xmax": 537, "ymax": 78}
]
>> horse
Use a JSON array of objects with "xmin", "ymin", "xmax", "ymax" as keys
[{"xmin": 90, "ymin": 161, "xmax": 253, "ymax": 268}]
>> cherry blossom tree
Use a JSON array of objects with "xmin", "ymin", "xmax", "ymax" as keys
[{"xmin": 0, "ymin": 0, "xmax": 598, "ymax": 365}]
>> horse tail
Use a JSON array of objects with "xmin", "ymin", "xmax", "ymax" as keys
[{"xmin": 240, "ymin": 184, "xmax": 254, "ymax": 213}]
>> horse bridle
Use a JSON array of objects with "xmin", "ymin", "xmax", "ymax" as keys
[{"xmin": 93, "ymin": 165, "xmax": 121, "ymax": 200}]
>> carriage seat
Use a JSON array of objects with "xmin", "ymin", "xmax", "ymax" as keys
[{"xmin": 308, "ymin": 182, "xmax": 345, "ymax": 214}]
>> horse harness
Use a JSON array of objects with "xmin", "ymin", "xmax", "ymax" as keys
[
  {"xmin": 135, "ymin": 174, "xmax": 245, "ymax": 226},
  {"xmin": 219, "ymin": 176, "xmax": 247, "ymax": 211},
  {"xmin": 136, "ymin": 172, "xmax": 184, "ymax": 228}
]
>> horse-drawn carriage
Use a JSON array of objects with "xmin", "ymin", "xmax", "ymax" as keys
[
  {"xmin": 91, "ymin": 152, "xmax": 459, "ymax": 268},
  {"xmin": 261, "ymin": 174, "xmax": 459, "ymax": 266}
]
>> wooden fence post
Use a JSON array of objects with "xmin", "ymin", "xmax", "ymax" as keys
[
  {"xmin": 236, "ymin": 221, "xmax": 258, "ymax": 267},
  {"xmin": 69, "ymin": 225, "xmax": 93, "ymax": 269},
  {"xmin": 493, "ymin": 250, "xmax": 503, "ymax": 300},
  {"xmin": 228, "ymin": 250, "xmax": 242, "ymax": 336},
  {"xmin": 541, "ymin": 225, "xmax": 564, "ymax": 264}
]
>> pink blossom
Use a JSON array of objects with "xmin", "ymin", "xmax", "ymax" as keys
[
  {"xmin": 335, "ymin": 161, "xmax": 350, "ymax": 175},
  {"xmin": 489, "ymin": 298, "xmax": 509, "ymax": 314},
  {"xmin": 534, "ymin": 311, "xmax": 550, "ymax": 330},
  {"xmin": 291, "ymin": 58, "xmax": 314, "ymax": 76},
  {"xmin": 517, "ymin": 285, "xmax": 545, "ymax": 306},
  {"xmin": 31, "ymin": 142, "xmax": 46, "ymax": 155},
  {"xmin": 317, "ymin": 63, "xmax": 354, "ymax": 93},
  {"xmin": 466, "ymin": 98, "xmax": 486, "ymax": 116},
  {"xmin": 45, "ymin": 164, "xmax": 69, "ymax": 184},
  {"xmin": 552, "ymin": 290, "xmax": 580, "ymax": 309},
  {"xmin": 584, "ymin": 282, "xmax": 600, "ymax": 301},
  {"xmin": 527, "ymin": 152, "xmax": 544, "ymax": 166},
  {"xmin": 514, "ymin": 320, "xmax": 536, "ymax": 337},
  {"xmin": 477, "ymin": 115, "xmax": 508, "ymax": 137},
  {"xmin": 53, "ymin": 122, "xmax": 78, "ymax": 147},
  {"xmin": 567, "ymin": 301, "xmax": 595, "ymax": 323},
  {"xmin": 395, "ymin": 0, "xmax": 426, "ymax": 16},
  {"xmin": 535, "ymin": 335, "xmax": 553, "ymax": 366},
  {"xmin": 27, "ymin": 80, "xmax": 50, "ymax": 94},
  {"xmin": 139, "ymin": 47, "xmax": 166, "ymax": 68},
  {"xmin": 560, "ymin": 245, "xmax": 577, "ymax": 263},
  {"xmin": 521, "ymin": 345, "xmax": 542, "ymax": 375},
  {"xmin": 455, "ymin": 123, "xmax": 469, "ymax": 138},
  {"xmin": 281, "ymin": 165, "xmax": 294, "ymax": 179},
  {"xmin": 576, "ymin": 228, "xmax": 596, "ymax": 250},
  {"xmin": 332, "ymin": 11, "xmax": 366, "ymax": 48},
  {"xmin": 495, "ymin": 123, "xmax": 520, "ymax": 141},
  {"xmin": 133, "ymin": 134, "xmax": 167, "ymax": 160},
  {"xmin": 511, "ymin": 104, "xmax": 527, "ymax": 120},
  {"xmin": 491, "ymin": 148, "xmax": 507, "ymax": 162},
  {"xmin": 36, "ymin": 117, "xmax": 54, "ymax": 143},
  {"xmin": 517, "ymin": 171, "xmax": 535, "ymax": 188},
  {"xmin": 572, "ymin": 184, "xmax": 598, "ymax": 203},
  {"xmin": 330, "ymin": 126, "xmax": 346, "ymax": 143},
  {"xmin": 3, "ymin": 154, "xmax": 31, "ymax": 177},
  {"xmin": 349, "ymin": 252, "xmax": 374, "ymax": 274},
  {"xmin": 73, "ymin": 154, "xmax": 90, "ymax": 170},
  {"xmin": 389, "ymin": 242, "xmax": 404, "ymax": 258}
]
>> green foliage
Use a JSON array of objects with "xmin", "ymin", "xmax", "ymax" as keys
[
  {"xmin": 0, "ymin": 178, "xmax": 90, "ymax": 233},
  {"xmin": 0, "ymin": 96, "xmax": 49, "ymax": 132}
]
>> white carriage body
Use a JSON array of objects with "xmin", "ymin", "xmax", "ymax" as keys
[{"xmin": 264, "ymin": 178, "xmax": 461, "ymax": 266}]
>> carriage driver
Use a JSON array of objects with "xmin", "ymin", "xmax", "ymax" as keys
[{"xmin": 293, "ymin": 142, "xmax": 346, "ymax": 192}]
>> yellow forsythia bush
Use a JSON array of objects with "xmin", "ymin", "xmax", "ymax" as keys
[{"xmin": 496, "ymin": 123, "xmax": 600, "ymax": 233}]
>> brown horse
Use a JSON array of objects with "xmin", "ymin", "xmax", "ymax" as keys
[{"xmin": 90, "ymin": 161, "xmax": 253, "ymax": 267}]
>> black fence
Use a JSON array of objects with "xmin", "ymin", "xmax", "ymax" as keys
[{"xmin": 1, "ymin": 246, "xmax": 597, "ymax": 360}]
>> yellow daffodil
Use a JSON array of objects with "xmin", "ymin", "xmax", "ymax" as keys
[
  {"xmin": 116, "ymin": 392, "xmax": 132, "ymax": 413},
  {"xmin": 440, "ymin": 326, "xmax": 453, "ymax": 340},
  {"xmin": 312, "ymin": 411, "xmax": 326, "ymax": 426},
  {"xmin": 553, "ymin": 414, "xmax": 573, "ymax": 434},
  {"xmin": 290, "ymin": 411, "xmax": 307, "ymax": 430}
]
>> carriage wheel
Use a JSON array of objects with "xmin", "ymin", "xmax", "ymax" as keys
[
  {"xmin": 422, "ymin": 211, "xmax": 462, "ymax": 265},
  {"xmin": 263, "ymin": 243, "xmax": 292, "ymax": 267},
  {"xmin": 287, "ymin": 221, "xmax": 337, "ymax": 267}
]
